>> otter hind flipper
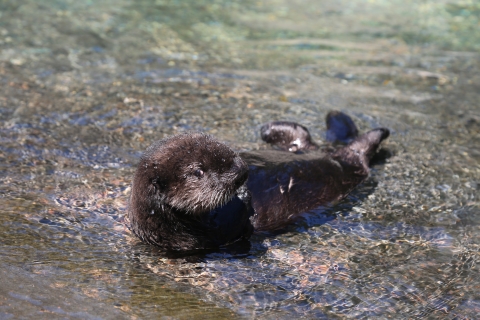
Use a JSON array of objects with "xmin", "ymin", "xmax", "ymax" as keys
[
  {"xmin": 333, "ymin": 128, "xmax": 390, "ymax": 170},
  {"xmin": 326, "ymin": 110, "xmax": 359, "ymax": 143},
  {"xmin": 359, "ymin": 128, "xmax": 390, "ymax": 164}
]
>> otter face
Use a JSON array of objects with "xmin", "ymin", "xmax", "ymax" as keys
[{"xmin": 135, "ymin": 133, "xmax": 248, "ymax": 215}]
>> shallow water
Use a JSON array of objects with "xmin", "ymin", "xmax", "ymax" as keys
[{"xmin": 1, "ymin": 0, "xmax": 479, "ymax": 318}]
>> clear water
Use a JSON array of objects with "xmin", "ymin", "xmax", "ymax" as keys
[{"xmin": 1, "ymin": 0, "xmax": 479, "ymax": 318}]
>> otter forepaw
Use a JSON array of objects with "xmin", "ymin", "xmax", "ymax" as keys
[{"xmin": 260, "ymin": 121, "xmax": 318, "ymax": 152}]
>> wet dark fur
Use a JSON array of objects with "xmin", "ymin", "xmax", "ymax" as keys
[
  {"xmin": 128, "ymin": 111, "xmax": 390, "ymax": 251},
  {"xmin": 245, "ymin": 126, "xmax": 388, "ymax": 231},
  {"xmin": 128, "ymin": 133, "xmax": 253, "ymax": 250}
]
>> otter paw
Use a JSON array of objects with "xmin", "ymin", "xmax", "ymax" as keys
[{"xmin": 260, "ymin": 121, "xmax": 318, "ymax": 152}]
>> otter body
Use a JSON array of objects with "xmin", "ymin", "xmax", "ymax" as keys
[{"xmin": 128, "ymin": 112, "xmax": 389, "ymax": 251}]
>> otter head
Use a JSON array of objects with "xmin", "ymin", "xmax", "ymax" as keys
[{"xmin": 131, "ymin": 132, "xmax": 249, "ymax": 216}]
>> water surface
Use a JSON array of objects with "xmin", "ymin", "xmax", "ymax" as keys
[{"xmin": 1, "ymin": 0, "xmax": 479, "ymax": 318}]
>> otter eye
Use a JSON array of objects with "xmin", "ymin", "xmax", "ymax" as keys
[{"xmin": 193, "ymin": 169, "xmax": 204, "ymax": 178}]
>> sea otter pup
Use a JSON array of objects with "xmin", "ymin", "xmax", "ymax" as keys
[{"xmin": 128, "ymin": 111, "xmax": 389, "ymax": 251}]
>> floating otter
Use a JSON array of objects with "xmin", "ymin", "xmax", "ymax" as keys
[{"xmin": 127, "ymin": 111, "xmax": 389, "ymax": 251}]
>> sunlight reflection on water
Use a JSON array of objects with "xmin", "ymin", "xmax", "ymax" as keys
[{"xmin": 0, "ymin": 0, "xmax": 479, "ymax": 318}]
